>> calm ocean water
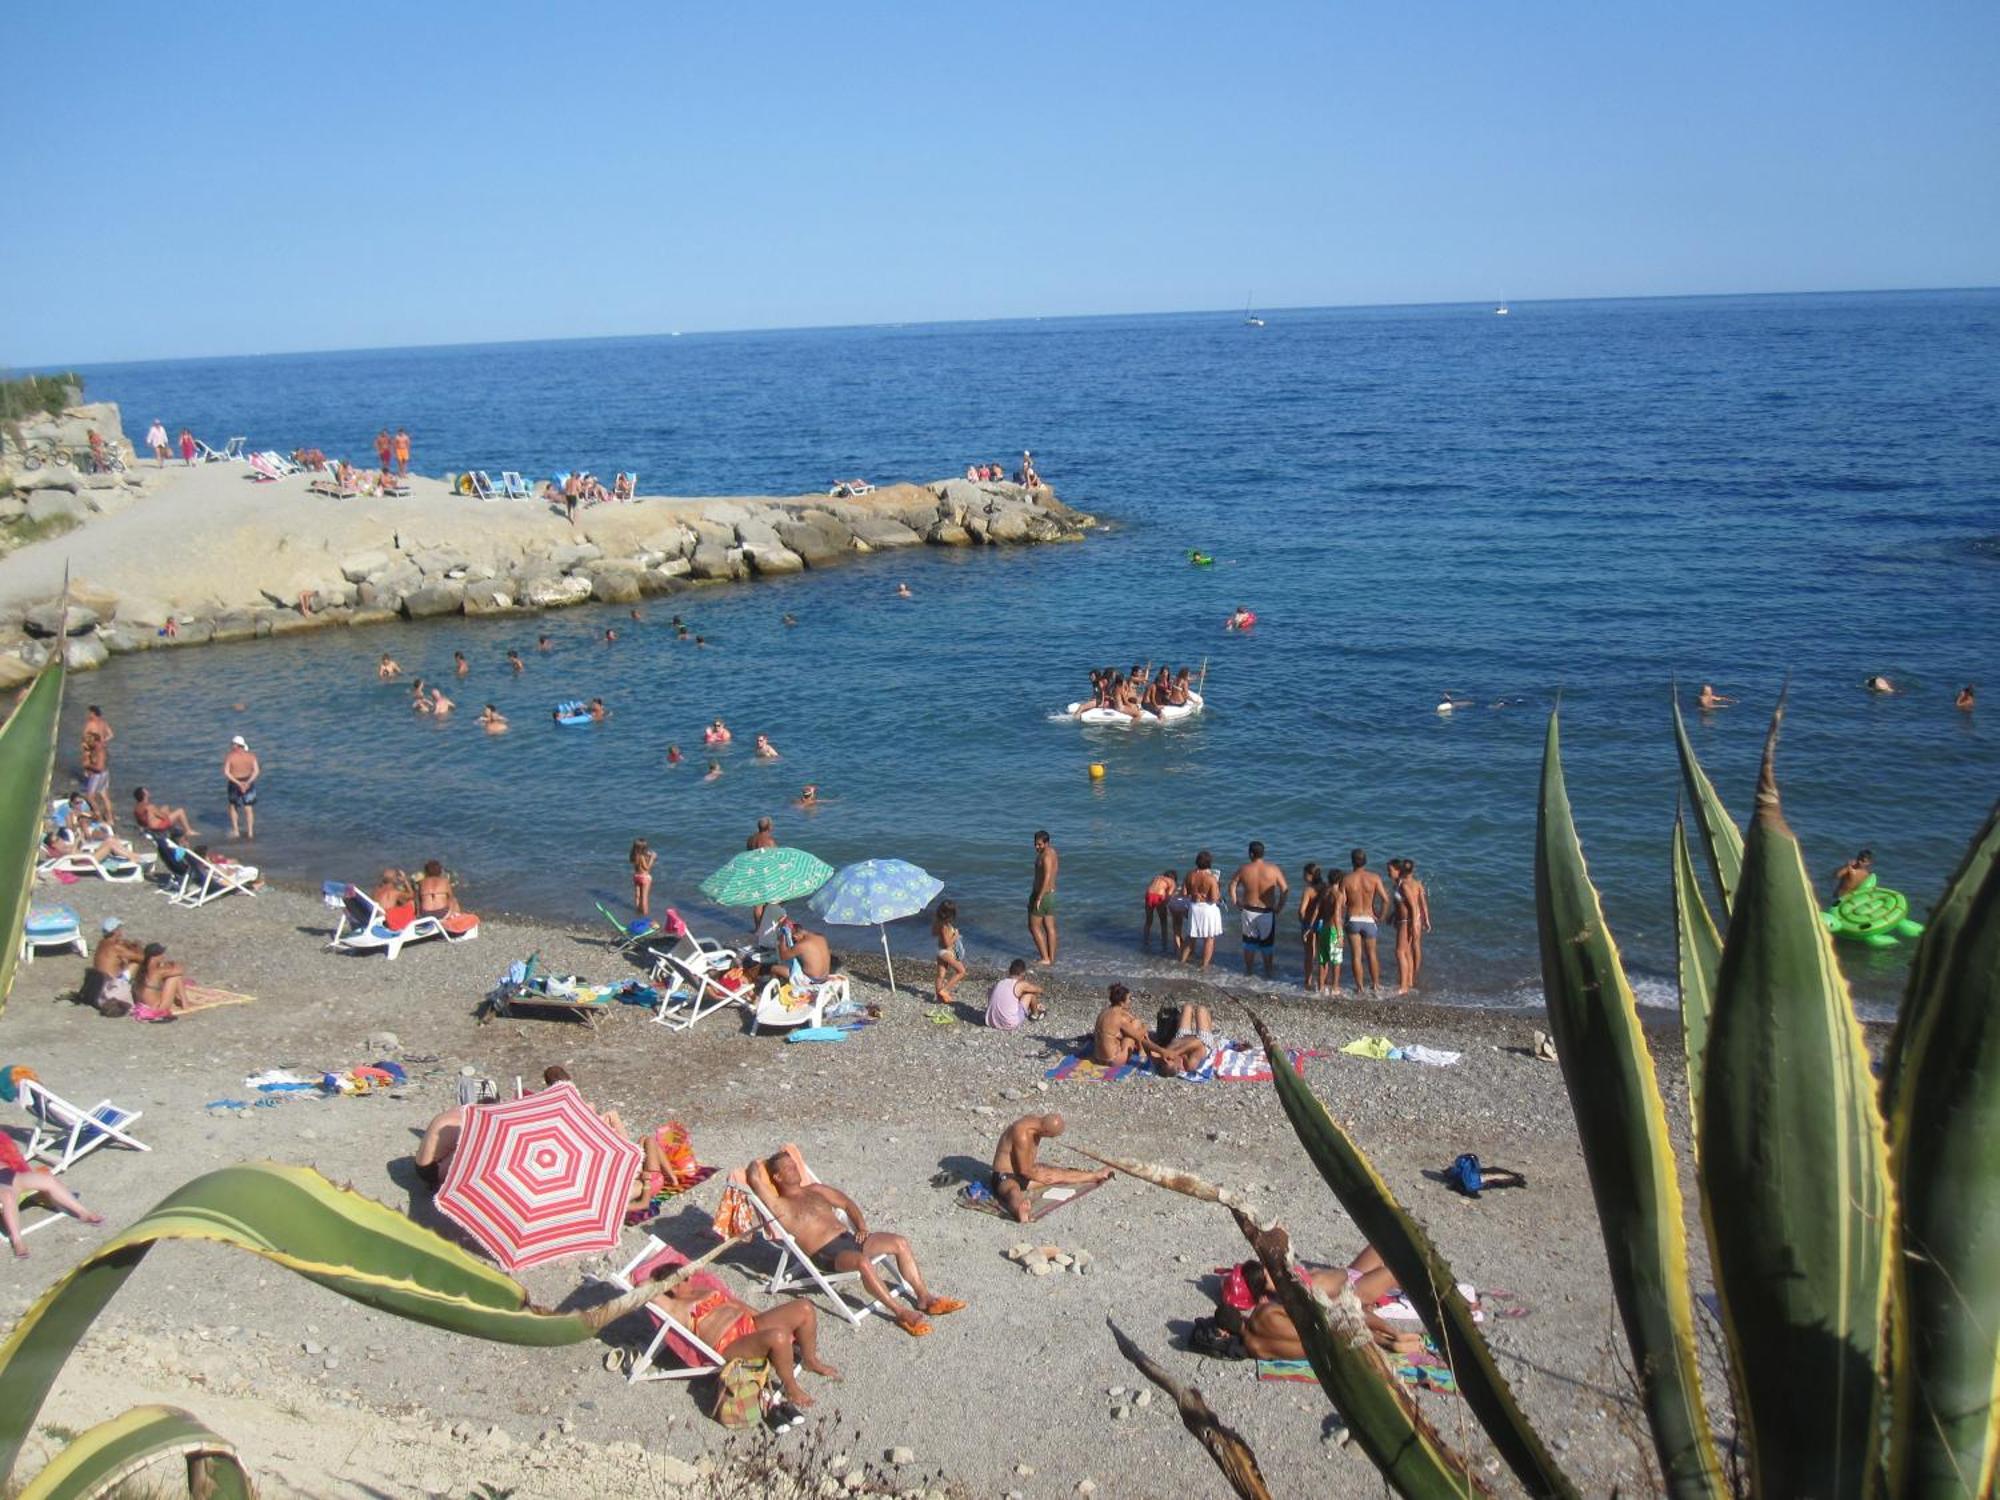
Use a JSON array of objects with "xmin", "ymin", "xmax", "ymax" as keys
[{"xmin": 60, "ymin": 292, "xmax": 2000, "ymax": 1015}]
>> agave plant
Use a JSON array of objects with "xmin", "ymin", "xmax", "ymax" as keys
[{"xmin": 1102, "ymin": 699, "xmax": 1998, "ymax": 1500}]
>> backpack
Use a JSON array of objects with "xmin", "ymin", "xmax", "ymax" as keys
[{"xmin": 711, "ymin": 1357, "xmax": 771, "ymax": 1428}]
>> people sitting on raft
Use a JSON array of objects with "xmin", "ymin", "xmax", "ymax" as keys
[
  {"xmin": 1078, "ymin": 665, "xmax": 1196, "ymax": 720},
  {"xmin": 746, "ymin": 1148, "xmax": 965, "ymax": 1337},
  {"xmin": 989, "ymin": 1113, "xmax": 1111, "ymax": 1223},
  {"xmin": 1194, "ymin": 1247, "xmax": 1453, "ymax": 1360},
  {"xmin": 132, "ymin": 786, "xmax": 198, "ymax": 839},
  {"xmin": 416, "ymin": 859, "xmax": 479, "ymax": 935},
  {"xmin": 985, "ymin": 958, "xmax": 1046, "ymax": 1030},
  {"xmin": 1830, "ymin": 848, "xmax": 1875, "ymax": 901}
]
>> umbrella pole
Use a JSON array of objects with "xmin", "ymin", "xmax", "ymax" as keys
[{"xmin": 881, "ymin": 924, "xmax": 897, "ymax": 994}]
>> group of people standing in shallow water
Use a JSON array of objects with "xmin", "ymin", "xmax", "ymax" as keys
[{"xmin": 1143, "ymin": 843, "xmax": 1432, "ymax": 994}]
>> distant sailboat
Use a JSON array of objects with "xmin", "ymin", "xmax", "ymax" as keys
[
  {"xmin": 1243, "ymin": 293, "xmax": 1266, "ymax": 328},
  {"xmin": 1494, "ymin": 304, "xmax": 1511, "ymax": 316}
]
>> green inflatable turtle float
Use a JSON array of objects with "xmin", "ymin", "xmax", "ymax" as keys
[
  {"xmin": 1822, "ymin": 873, "xmax": 1925, "ymax": 948},
  {"xmin": 1188, "ymin": 549, "xmax": 1215, "ymax": 567}
]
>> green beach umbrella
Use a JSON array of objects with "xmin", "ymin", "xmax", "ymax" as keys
[{"xmin": 698, "ymin": 846, "xmax": 833, "ymax": 909}]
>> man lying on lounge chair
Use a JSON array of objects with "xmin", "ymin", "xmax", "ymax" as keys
[{"xmin": 748, "ymin": 1151, "xmax": 965, "ymax": 1337}]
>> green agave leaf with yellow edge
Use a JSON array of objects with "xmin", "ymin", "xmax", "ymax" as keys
[
  {"xmin": 1696, "ymin": 706, "xmax": 1891, "ymax": 1500},
  {"xmin": 0, "ymin": 1163, "xmax": 658, "ymax": 1489},
  {"xmin": 1245, "ymin": 1009, "xmax": 1575, "ymax": 1499},
  {"xmin": 17, "ymin": 1405, "xmax": 253, "ymax": 1500},
  {"xmin": 0, "ymin": 656, "xmax": 67, "ymax": 1017},
  {"xmin": 1536, "ymin": 712, "xmax": 1724, "ymax": 1498},
  {"xmin": 1884, "ymin": 801, "xmax": 2000, "ymax": 1498},
  {"xmin": 1671, "ymin": 814, "xmax": 1722, "ymax": 1128},
  {"xmin": 1672, "ymin": 693, "xmax": 1744, "ymax": 916}
]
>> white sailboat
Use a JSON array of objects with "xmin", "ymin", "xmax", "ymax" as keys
[
  {"xmin": 1243, "ymin": 293, "xmax": 1265, "ymax": 328},
  {"xmin": 1494, "ymin": 304, "xmax": 1510, "ymax": 316}
]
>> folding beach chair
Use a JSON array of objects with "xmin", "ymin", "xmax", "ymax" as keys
[
  {"xmin": 500, "ymin": 470, "xmax": 532, "ymax": 499},
  {"xmin": 308, "ymin": 467, "xmax": 359, "ymax": 499},
  {"xmin": 18, "ymin": 1077, "xmax": 149, "ymax": 1172},
  {"xmin": 171, "ymin": 848, "xmax": 260, "ymax": 909},
  {"xmin": 593, "ymin": 900, "xmax": 663, "ymax": 956},
  {"xmin": 715, "ymin": 1146, "xmax": 914, "ymax": 1329},
  {"xmin": 327, "ymin": 884, "xmax": 449, "ymax": 960},
  {"xmin": 246, "ymin": 452, "xmax": 282, "ymax": 483},
  {"xmin": 258, "ymin": 450, "xmax": 302, "ymax": 476},
  {"xmin": 196, "ymin": 436, "xmax": 247, "ymax": 463},
  {"xmin": 19, "ymin": 906, "xmax": 85, "ymax": 963},
  {"xmin": 600, "ymin": 1236, "xmax": 735, "ymax": 1384},
  {"xmin": 650, "ymin": 949, "xmax": 749, "ymax": 1031},
  {"xmin": 468, "ymin": 471, "xmax": 498, "ymax": 501}
]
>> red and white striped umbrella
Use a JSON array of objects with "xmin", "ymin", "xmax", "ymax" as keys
[{"xmin": 435, "ymin": 1082, "xmax": 641, "ymax": 1272}]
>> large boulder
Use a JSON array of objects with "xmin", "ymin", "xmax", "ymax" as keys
[
  {"xmin": 984, "ymin": 503, "xmax": 1034, "ymax": 543},
  {"xmin": 68, "ymin": 580, "xmax": 120, "ymax": 620},
  {"xmin": 340, "ymin": 550, "xmax": 390, "ymax": 583},
  {"xmin": 402, "ymin": 584, "xmax": 465, "ymax": 619},
  {"xmin": 733, "ymin": 515, "xmax": 784, "ymax": 552},
  {"xmin": 356, "ymin": 580, "xmax": 405, "ymax": 613},
  {"xmin": 15, "ymin": 468, "xmax": 79, "ymax": 494},
  {"xmin": 26, "ymin": 490, "xmax": 87, "ymax": 524},
  {"xmin": 462, "ymin": 581, "xmax": 517, "ymax": 615},
  {"xmin": 208, "ymin": 612, "xmax": 259, "ymax": 644},
  {"xmin": 113, "ymin": 595, "xmax": 173, "ymax": 629},
  {"xmin": 522, "ymin": 575, "xmax": 593, "ymax": 609},
  {"xmin": 741, "ymin": 543, "xmax": 806, "ymax": 576},
  {"xmin": 346, "ymin": 607, "xmax": 401, "ymax": 629},
  {"xmin": 0, "ymin": 653, "xmax": 36, "ymax": 690},
  {"xmin": 689, "ymin": 543, "xmax": 734, "ymax": 581},
  {"xmin": 0, "ymin": 496, "xmax": 25, "ymax": 521},
  {"xmin": 550, "ymin": 541, "xmax": 602, "ymax": 572},
  {"xmin": 160, "ymin": 618, "xmax": 216, "ymax": 646},
  {"xmin": 23, "ymin": 601, "xmax": 99, "ymax": 638},
  {"xmin": 928, "ymin": 522, "xmax": 974, "ymax": 547},
  {"xmin": 689, "ymin": 517, "xmax": 737, "ymax": 550},
  {"xmin": 61, "ymin": 634, "xmax": 109, "ymax": 671},
  {"xmin": 773, "ymin": 514, "xmax": 853, "ymax": 565},
  {"xmin": 410, "ymin": 548, "xmax": 469, "ymax": 577},
  {"xmin": 849, "ymin": 518, "xmax": 924, "ymax": 551},
  {"xmin": 585, "ymin": 562, "xmax": 644, "ymax": 604},
  {"xmin": 99, "ymin": 621, "xmax": 154, "ymax": 654}
]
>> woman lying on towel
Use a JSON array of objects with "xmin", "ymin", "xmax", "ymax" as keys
[
  {"xmin": 643, "ymin": 1265, "xmax": 841, "ymax": 1412},
  {"xmin": 1193, "ymin": 1246, "xmax": 1484, "ymax": 1360}
]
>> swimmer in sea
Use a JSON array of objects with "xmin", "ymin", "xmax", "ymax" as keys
[
  {"xmin": 1830, "ymin": 849, "xmax": 1874, "ymax": 900},
  {"xmin": 796, "ymin": 783, "xmax": 819, "ymax": 809},
  {"xmin": 430, "ymin": 685, "xmax": 456, "ymax": 716},
  {"xmin": 507, "ymin": 649, "xmax": 525, "ymax": 673},
  {"xmin": 754, "ymin": 733, "xmax": 781, "ymax": 759},
  {"xmin": 782, "ymin": 613, "xmax": 798, "ymax": 627},
  {"xmin": 411, "ymin": 679, "xmax": 434, "ymax": 714},
  {"xmin": 604, "ymin": 628, "xmax": 618, "ymax": 644},
  {"xmin": 589, "ymin": 697, "xmax": 609, "ymax": 722},
  {"xmin": 1866, "ymin": 675, "xmax": 1900, "ymax": 694},
  {"xmin": 704, "ymin": 760, "xmax": 723, "ymax": 782},
  {"xmin": 895, "ymin": 583, "xmax": 913, "ymax": 599},
  {"xmin": 1226, "ymin": 605, "xmax": 1254, "ymax": 631},
  {"xmin": 667, "ymin": 744, "xmax": 684, "ymax": 766},
  {"xmin": 706, "ymin": 718, "xmax": 732, "ymax": 745},
  {"xmin": 1696, "ymin": 683, "xmax": 1735, "ymax": 710},
  {"xmin": 378, "ymin": 653, "xmax": 402, "ymax": 680},
  {"xmin": 453, "ymin": 651, "xmax": 470, "ymax": 677},
  {"xmin": 676, "ymin": 625, "xmax": 691, "ymax": 641},
  {"xmin": 1957, "ymin": 684, "xmax": 1976, "ymax": 711},
  {"xmin": 537, "ymin": 635, "xmax": 553, "ymax": 651},
  {"xmin": 629, "ymin": 608, "xmax": 642, "ymax": 622},
  {"xmin": 694, "ymin": 635, "xmax": 709, "ymax": 648},
  {"xmin": 478, "ymin": 704, "xmax": 508, "ymax": 733}
]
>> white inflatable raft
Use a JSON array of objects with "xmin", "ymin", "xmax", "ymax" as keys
[{"xmin": 1065, "ymin": 691, "xmax": 1205, "ymax": 726}]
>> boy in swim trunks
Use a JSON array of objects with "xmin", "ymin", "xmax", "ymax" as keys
[
  {"xmin": 1028, "ymin": 830, "xmax": 1059, "ymax": 965},
  {"xmin": 1337, "ymin": 849, "xmax": 1388, "ymax": 993}
]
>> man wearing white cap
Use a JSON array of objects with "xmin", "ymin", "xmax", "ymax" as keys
[{"xmin": 223, "ymin": 736, "xmax": 262, "ymax": 840}]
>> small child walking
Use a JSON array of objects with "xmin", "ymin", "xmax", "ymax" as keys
[
  {"xmin": 629, "ymin": 838, "xmax": 655, "ymax": 918},
  {"xmin": 932, "ymin": 900, "xmax": 967, "ymax": 1005}
]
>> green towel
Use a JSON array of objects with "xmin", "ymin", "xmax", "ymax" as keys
[{"xmin": 1340, "ymin": 1035, "xmax": 1396, "ymax": 1060}]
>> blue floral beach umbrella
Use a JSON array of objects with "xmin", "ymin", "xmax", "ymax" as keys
[{"xmin": 808, "ymin": 858, "xmax": 945, "ymax": 994}]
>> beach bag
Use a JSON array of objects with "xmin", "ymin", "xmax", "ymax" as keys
[{"xmin": 711, "ymin": 1356, "xmax": 770, "ymax": 1428}]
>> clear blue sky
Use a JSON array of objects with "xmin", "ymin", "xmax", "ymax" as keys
[{"xmin": 6, "ymin": 0, "xmax": 1995, "ymax": 364}]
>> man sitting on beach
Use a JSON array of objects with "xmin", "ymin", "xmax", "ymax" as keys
[
  {"xmin": 132, "ymin": 785, "xmax": 198, "ymax": 839},
  {"xmin": 775, "ymin": 919, "xmax": 832, "ymax": 981},
  {"xmin": 1091, "ymin": 983, "xmax": 1160, "ymax": 1066},
  {"xmin": 81, "ymin": 916, "xmax": 144, "ymax": 1015},
  {"xmin": 989, "ymin": 1114, "xmax": 1112, "ymax": 1222},
  {"xmin": 1154, "ymin": 1003, "xmax": 1219, "ymax": 1076},
  {"xmin": 986, "ymin": 959, "xmax": 1046, "ymax": 1030},
  {"xmin": 747, "ymin": 1150, "xmax": 965, "ymax": 1337}
]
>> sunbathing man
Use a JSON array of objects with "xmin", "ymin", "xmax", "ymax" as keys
[
  {"xmin": 1091, "ymin": 983, "xmax": 1162, "ymax": 1066},
  {"xmin": 1, "ymin": 1130, "xmax": 104, "ymax": 1259},
  {"xmin": 412, "ymin": 1105, "xmax": 466, "ymax": 1188},
  {"xmin": 775, "ymin": 919, "xmax": 832, "ymax": 981},
  {"xmin": 645, "ymin": 1269, "xmax": 839, "ymax": 1409},
  {"xmin": 747, "ymin": 1151, "xmax": 964, "ymax": 1337},
  {"xmin": 1154, "ymin": 1003, "xmax": 1218, "ymax": 1076},
  {"xmin": 1205, "ymin": 1247, "xmax": 1430, "ymax": 1360},
  {"xmin": 990, "ymin": 1114, "xmax": 1111, "ymax": 1223},
  {"xmin": 132, "ymin": 785, "xmax": 198, "ymax": 838},
  {"xmin": 81, "ymin": 915, "xmax": 144, "ymax": 1014}
]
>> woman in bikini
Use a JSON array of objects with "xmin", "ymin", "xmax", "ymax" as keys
[
  {"xmin": 135, "ymin": 943, "xmax": 190, "ymax": 1017},
  {"xmin": 932, "ymin": 900, "xmax": 966, "ymax": 1004},
  {"xmin": 630, "ymin": 838, "xmax": 655, "ymax": 918},
  {"xmin": 647, "ymin": 1273, "xmax": 841, "ymax": 1410}
]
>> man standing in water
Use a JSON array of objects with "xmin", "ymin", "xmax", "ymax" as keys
[
  {"xmin": 223, "ymin": 736, "xmax": 261, "ymax": 840},
  {"xmin": 1229, "ymin": 841, "xmax": 1289, "ymax": 979},
  {"xmin": 1337, "ymin": 849, "xmax": 1388, "ymax": 992},
  {"xmin": 1028, "ymin": 830, "xmax": 1059, "ymax": 966}
]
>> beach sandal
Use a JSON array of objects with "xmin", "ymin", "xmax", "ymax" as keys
[
  {"xmin": 924, "ymin": 1297, "xmax": 967, "ymax": 1317},
  {"xmin": 895, "ymin": 1318, "xmax": 933, "ymax": 1338}
]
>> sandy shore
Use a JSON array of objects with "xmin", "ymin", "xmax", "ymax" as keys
[{"xmin": 2, "ymin": 872, "xmax": 1713, "ymax": 1498}]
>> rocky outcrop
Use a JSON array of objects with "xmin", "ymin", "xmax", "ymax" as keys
[{"xmin": 0, "ymin": 477, "xmax": 1096, "ymax": 674}]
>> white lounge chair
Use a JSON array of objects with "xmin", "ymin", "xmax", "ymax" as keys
[
  {"xmin": 600, "ymin": 1236, "xmax": 735, "ymax": 1384},
  {"xmin": 37, "ymin": 847, "xmax": 147, "ymax": 884},
  {"xmin": 328, "ymin": 885, "xmax": 449, "ymax": 960},
  {"xmin": 498, "ymin": 470, "xmax": 532, "ymax": 499},
  {"xmin": 17, "ymin": 1077, "xmax": 149, "ymax": 1172},
  {"xmin": 650, "ymin": 949, "xmax": 748, "ymax": 1031},
  {"xmin": 717, "ymin": 1147, "xmax": 914, "ymax": 1328},
  {"xmin": 468, "ymin": 471, "xmax": 498, "ymax": 501},
  {"xmin": 258, "ymin": 450, "xmax": 302, "ymax": 476},
  {"xmin": 246, "ymin": 452, "xmax": 282, "ymax": 483},
  {"xmin": 196, "ymin": 436, "xmax": 247, "ymax": 463},
  {"xmin": 171, "ymin": 848, "xmax": 260, "ymax": 909},
  {"xmin": 20, "ymin": 906, "xmax": 85, "ymax": 963},
  {"xmin": 752, "ymin": 965, "xmax": 848, "ymax": 1031}
]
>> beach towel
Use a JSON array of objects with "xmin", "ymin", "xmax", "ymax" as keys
[
  {"xmin": 1044, "ymin": 1053, "xmax": 1150, "ymax": 1083},
  {"xmin": 955, "ymin": 1173, "xmax": 1109, "ymax": 1222},
  {"xmin": 626, "ymin": 1164, "xmax": 718, "ymax": 1225},
  {"xmin": 1340, "ymin": 1035, "xmax": 1396, "ymax": 1059},
  {"xmin": 179, "ymin": 986, "xmax": 256, "ymax": 1012},
  {"xmin": 1400, "ymin": 1045, "xmax": 1462, "ymax": 1068},
  {"xmin": 1257, "ymin": 1355, "xmax": 1458, "ymax": 1394},
  {"xmin": 1212, "ymin": 1045, "xmax": 1312, "ymax": 1082}
]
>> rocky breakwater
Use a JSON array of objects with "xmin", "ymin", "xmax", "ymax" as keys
[
  {"xmin": 0, "ymin": 477, "xmax": 1094, "ymax": 685},
  {"xmin": 0, "ymin": 401, "xmax": 157, "ymax": 532}
]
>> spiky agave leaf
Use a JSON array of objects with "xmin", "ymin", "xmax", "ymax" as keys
[
  {"xmin": 1108, "ymin": 1322, "xmax": 1273, "ymax": 1500},
  {"xmin": 1672, "ymin": 814, "xmax": 1723, "ymax": 1128},
  {"xmin": 0, "ymin": 1164, "xmax": 662, "ymax": 1487},
  {"xmin": 1884, "ymin": 802, "xmax": 2000, "ymax": 1497},
  {"xmin": 0, "ymin": 655, "xmax": 65, "ymax": 1017},
  {"xmin": 16, "ymin": 1406, "xmax": 253, "ymax": 1500},
  {"xmin": 1537, "ymin": 713, "xmax": 1725, "ymax": 1498},
  {"xmin": 1082, "ymin": 1150, "xmax": 1492, "ymax": 1498},
  {"xmin": 1673, "ymin": 692, "xmax": 1744, "ymax": 916},
  {"xmin": 1243, "ymin": 1010, "xmax": 1578, "ymax": 1500},
  {"xmin": 1697, "ymin": 706, "xmax": 1891, "ymax": 1499}
]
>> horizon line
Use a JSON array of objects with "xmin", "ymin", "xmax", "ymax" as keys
[{"xmin": 12, "ymin": 282, "xmax": 1995, "ymax": 374}]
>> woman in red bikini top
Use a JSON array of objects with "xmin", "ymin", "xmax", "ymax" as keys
[{"xmin": 650, "ymin": 1273, "xmax": 841, "ymax": 1413}]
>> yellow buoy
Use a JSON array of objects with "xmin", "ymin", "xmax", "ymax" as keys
[{"xmin": 1088, "ymin": 762, "xmax": 1106, "ymax": 780}]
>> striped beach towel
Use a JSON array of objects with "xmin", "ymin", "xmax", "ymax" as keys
[{"xmin": 1212, "ymin": 1046, "xmax": 1311, "ymax": 1082}]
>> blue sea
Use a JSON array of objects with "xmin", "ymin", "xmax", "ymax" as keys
[{"xmin": 59, "ymin": 291, "xmax": 2000, "ymax": 1015}]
